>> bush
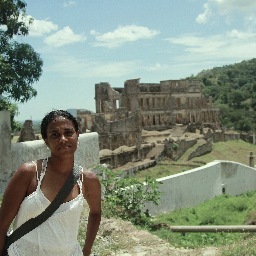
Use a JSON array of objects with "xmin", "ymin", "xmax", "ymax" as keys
[{"xmin": 97, "ymin": 165, "xmax": 161, "ymax": 226}]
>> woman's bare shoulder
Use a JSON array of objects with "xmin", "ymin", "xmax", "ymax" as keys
[
  {"xmin": 81, "ymin": 167, "xmax": 99, "ymax": 181},
  {"xmin": 5, "ymin": 161, "xmax": 39, "ymax": 196},
  {"xmin": 13, "ymin": 160, "xmax": 39, "ymax": 180},
  {"xmin": 81, "ymin": 167, "xmax": 101, "ymax": 202}
]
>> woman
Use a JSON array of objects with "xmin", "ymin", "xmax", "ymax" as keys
[{"xmin": 0, "ymin": 110, "xmax": 101, "ymax": 256}]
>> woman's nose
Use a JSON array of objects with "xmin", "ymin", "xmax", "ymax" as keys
[{"xmin": 59, "ymin": 134, "xmax": 67, "ymax": 142}]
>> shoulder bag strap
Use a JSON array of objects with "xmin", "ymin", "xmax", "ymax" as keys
[{"xmin": 4, "ymin": 164, "xmax": 82, "ymax": 250}]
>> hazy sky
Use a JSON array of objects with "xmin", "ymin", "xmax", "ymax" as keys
[{"xmin": 13, "ymin": 0, "xmax": 256, "ymax": 121}]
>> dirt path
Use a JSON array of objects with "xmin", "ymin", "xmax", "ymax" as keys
[{"xmin": 93, "ymin": 218, "xmax": 221, "ymax": 256}]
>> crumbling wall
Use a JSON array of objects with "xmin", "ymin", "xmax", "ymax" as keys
[
  {"xmin": 95, "ymin": 82, "xmax": 121, "ymax": 115},
  {"xmin": 18, "ymin": 120, "xmax": 38, "ymax": 142},
  {"xmin": 0, "ymin": 111, "xmax": 11, "ymax": 190},
  {"xmin": 91, "ymin": 111, "xmax": 142, "ymax": 151},
  {"xmin": 99, "ymin": 143, "xmax": 154, "ymax": 169},
  {"xmin": 164, "ymin": 138, "xmax": 197, "ymax": 161},
  {"xmin": 77, "ymin": 109, "xmax": 93, "ymax": 132},
  {"xmin": 205, "ymin": 129, "xmax": 240, "ymax": 143},
  {"xmin": 187, "ymin": 139, "xmax": 212, "ymax": 160},
  {"xmin": 121, "ymin": 78, "xmax": 140, "ymax": 112}
]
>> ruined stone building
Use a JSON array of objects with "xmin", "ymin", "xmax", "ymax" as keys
[
  {"xmin": 67, "ymin": 108, "xmax": 93, "ymax": 133},
  {"xmin": 91, "ymin": 78, "xmax": 220, "ymax": 151}
]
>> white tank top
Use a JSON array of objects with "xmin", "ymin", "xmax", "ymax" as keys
[{"xmin": 8, "ymin": 159, "xmax": 85, "ymax": 256}]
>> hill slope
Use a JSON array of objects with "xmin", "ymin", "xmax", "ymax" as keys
[{"xmin": 191, "ymin": 58, "xmax": 256, "ymax": 132}]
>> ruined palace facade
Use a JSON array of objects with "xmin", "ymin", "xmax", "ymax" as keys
[{"xmin": 92, "ymin": 78, "xmax": 220, "ymax": 150}]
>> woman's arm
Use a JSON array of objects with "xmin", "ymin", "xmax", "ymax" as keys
[
  {"xmin": 0, "ymin": 162, "xmax": 36, "ymax": 254},
  {"xmin": 82, "ymin": 170, "xmax": 102, "ymax": 256}
]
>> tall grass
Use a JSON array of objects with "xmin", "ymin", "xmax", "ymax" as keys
[{"xmin": 148, "ymin": 191, "xmax": 256, "ymax": 255}]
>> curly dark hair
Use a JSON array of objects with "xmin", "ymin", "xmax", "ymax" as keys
[{"xmin": 40, "ymin": 110, "xmax": 79, "ymax": 140}]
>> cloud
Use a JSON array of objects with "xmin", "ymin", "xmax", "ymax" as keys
[
  {"xmin": 196, "ymin": 3, "xmax": 212, "ymax": 24},
  {"xmin": 63, "ymin": 1, "xmax": 76, "ymax": 7},
  {"xmin": 90, "ymin": 25, "xmax": 160, "ymax": 48},
  {"xmin": 166, "ymin": 29, "xmax": 256, "ymax": 62},
  {"xmin": 27, "ymin": 17, "xmax": 58, "ymax": 37},
  {"xmin": 145, "ymin": 63, "xmax": 169, "ymax": 72},
  {"xmin": 44, "ymin": 26, "xmax": 86, "ymax": 47},
  {"xmin": 196, "ymin": 0, "xmax": 256, "ymax": 24}
]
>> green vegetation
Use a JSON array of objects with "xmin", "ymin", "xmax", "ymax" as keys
[
  {"xmin": 91, "ymin": 140, "xmax": 256, "ymax": 254},
  {"xmin": 98, "ymin": 166, "xmax": 161, "ymax": 226},
  {"xmin": 0, "ymin": 0, "xmax": 43, "ymax": 130},
  {"xmin": 192, "ymin": 58, "xmax": 256, "ymax": 132},
  {"xmin": 150, "ymin": 192, "xmax": 256, "ymax": 249},
  {"xmin": 128, "ymin": 139, "xmax": 256, "ymax": 255},
  {"xmin": 135, "ymin": 139, "xmax": 256, "ymax": 180}
]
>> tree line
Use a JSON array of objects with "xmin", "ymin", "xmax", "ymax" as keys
[{"xmin": 191, "ymin": 58, "xmax": 256, "ymax": 132}]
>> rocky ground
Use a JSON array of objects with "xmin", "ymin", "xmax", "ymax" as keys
[{"xmin": 92, "ymin": 217, "xmax": 221, "ymax": 256}]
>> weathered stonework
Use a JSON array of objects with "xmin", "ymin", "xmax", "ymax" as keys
[
  {"xmin": 164, "ymin": 138, "xmax": 197, "ymax": 161},
  {"xmin": 93, "ymin": 78, "xmax": 220, "ymax": 153},
  {"xmin": 99, "ymin": 143, "xmax": 154, "ymax": 169},
  {"xmin": 91, "ymin": 110, "xmax": 142, "ymax": 151},
  {"xmin": 18, "ymin": 120, "xmax": 38, "ymax": 142},
  {"xmin": 77, "ymin": 109, "xmax": 93, "ymax": 132},
  {"xmin": 187, "ymin": 139, "xmax": 213, "ymax": 161}
]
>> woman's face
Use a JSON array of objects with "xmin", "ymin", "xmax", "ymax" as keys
[{"xmin": 44, "ymin": 116, "xmax": 79, "ymax": 156}]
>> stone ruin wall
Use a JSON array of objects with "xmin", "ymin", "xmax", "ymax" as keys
[
  {"xmin": 95, "ymin": 82, "xmax": 121, "ymax": 117},
  {"xmin": 18, "ymin": 120, "xmax": 38, "ymax": 142},
  {"xmin": 91, "ymin": 110, "xmax": 141, "ymax": 151},
  {"xmin": 100, "ymin": 143, "xmax": 154, "ymax": 169},
  {"xmin": 115, "ymin": 79, "xmax": 220, "ymax": 130},
  {"xmin": 165, "ymin": 138, "xmax": 197, "ymax": 161},
  {"xmin": 76, "ymin": 109, "xmax": 93, "ymax": 132},
  {"xmin": 93, "ymin": 78, "xmax": 220, "ymax": 153}
]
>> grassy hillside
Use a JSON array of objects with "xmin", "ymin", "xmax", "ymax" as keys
[
  {"xmin": 191, "ymin": 58, "xmax": 256, "ymax": 132},
  {"xmin": 138, "ymin": 139, "xmax": 256, "ymax": 255},
  {"xmin": 150, "ymin": 191, "xmax": 256, "ymax": 255},
  {"xmin": 135, "ymin": 139, "xmax": 256, "ymax": 180}
]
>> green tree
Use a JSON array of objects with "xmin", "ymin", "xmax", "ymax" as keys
[
  {"xmin": 197, "ymin": 58, "xmax": 256, "ymax": 132},
  {"xmin": 228, "ymin": 90, "xmax": 246, "ymax": 109},
  {"xmin": 0, "ymin": 0, "xmax": 43, "ymax": 128},
  {"xmin": 0, "ymin": 0, "xmax": 30, "ymax": 37}
]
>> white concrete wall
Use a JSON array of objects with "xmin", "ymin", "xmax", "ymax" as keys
[
  {"xmin": 0, "ymin": 111, "xmax": 12, "ymax": 188},
  {"xmin": 145, "ymin": 160, "xmax": 256, "ymax": 216}
]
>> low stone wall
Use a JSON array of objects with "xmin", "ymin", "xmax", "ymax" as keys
[
  {"xmin": 206, "ymin": 129, "xmax": 241, "ymax": 142},
  {"xmin": 187, "ymin": 139, "xmax": 212, "ymax": 160},
  {"xmin": 165, "ymin": 138, "xmax": 197, "ymax": 161},
  {"xmin": 122, "ymin": 160, "xmax": 156, "ymax": 177},
  {"xmin": 145, "ymin": 161, "xmax": 256, "ymax": 216},
  {"xmin": 99, "ymin": 143, "xmax": 154, "ymax": 168}
]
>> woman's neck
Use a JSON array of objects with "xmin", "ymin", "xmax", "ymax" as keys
[{"xmin": 47, "ymin": 155, "xmax": 75, "ymax": 173}]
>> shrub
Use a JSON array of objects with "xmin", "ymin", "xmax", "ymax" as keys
[{"xmin": 97, "ymin": 165, "xmax": 162, "ymax": 226}]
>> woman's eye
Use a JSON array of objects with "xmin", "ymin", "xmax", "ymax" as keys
[
  {"xmin": 65, "ymin": 131, "xmax": 74, "ymax": 136},
  {"xmin": 51, "ymin": 133, "xmax": 59, "ymax": 138}
]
